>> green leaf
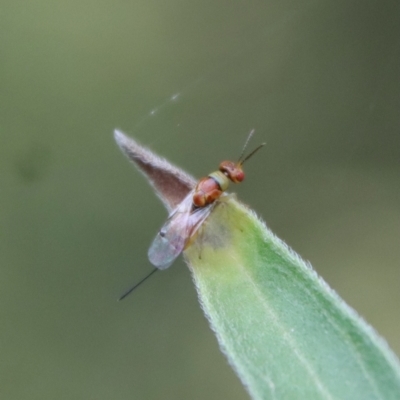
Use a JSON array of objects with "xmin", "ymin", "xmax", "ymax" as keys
[
  {"xmin": 186, "ymin": 197, "xmax": 400, "ymax": 399},
  {"xmin": 114, "ymin": 130, "xmax": 400, "ymax": 400}
]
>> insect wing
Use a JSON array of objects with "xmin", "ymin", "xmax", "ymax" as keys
[
  {"xmin": 148, "ymin": 193, "xmax": 193, "ymax": 269},
  {"xmin": 148, "ymin": 193, "xmax": 212, "ymax": 269}
]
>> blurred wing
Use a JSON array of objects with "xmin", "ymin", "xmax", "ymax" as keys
[
  {"xmin": 148, "ymin": 193, "xmax": 193, "ymax": 269},
  {"xmin": 148, "ymin": 192, "xmax": 212, "ymax": 269}
]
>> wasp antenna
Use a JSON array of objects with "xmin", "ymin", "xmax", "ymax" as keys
[
  {"xmin": 240, "ymin": 142, "xmax": 266, "ymax": 165},
  {"xmin": 118, "ymin": 268, "xmax": 158, "ymax": 301},
  {"xmin": 237, "ymin": 129, "xmax": 255, "ymax": 163}
]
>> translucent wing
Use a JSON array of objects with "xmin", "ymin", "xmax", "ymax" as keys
[{"xmin": 148, "ymin": 191, "xmax": 213, "ymax": 269}]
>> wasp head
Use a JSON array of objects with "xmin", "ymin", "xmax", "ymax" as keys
[{"xmin": 219, "ymin": 161, "xmax": 245, "ymax": 183}]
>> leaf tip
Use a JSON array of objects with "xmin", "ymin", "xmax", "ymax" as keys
[{"xmin": 113, "ymin": 129, "xmax": 196, "ymax": 211}]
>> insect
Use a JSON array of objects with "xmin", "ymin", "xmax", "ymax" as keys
[{"xmin": 119, "ymin": 130, "xmax": 264, "ymax": 300}]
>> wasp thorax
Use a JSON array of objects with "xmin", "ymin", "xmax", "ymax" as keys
[{"xmin": 219, "ymin": 161, "xmax": 245, "ymax": 183}]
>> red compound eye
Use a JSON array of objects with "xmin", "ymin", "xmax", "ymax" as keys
[{"xmin": 235, "ymin": 170, "xmax": 245, "ymax": 182}]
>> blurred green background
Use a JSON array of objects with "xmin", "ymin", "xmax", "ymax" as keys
[{"xmin": 1, "ymin": 0, "xmax": 399, "ymax": 399}]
